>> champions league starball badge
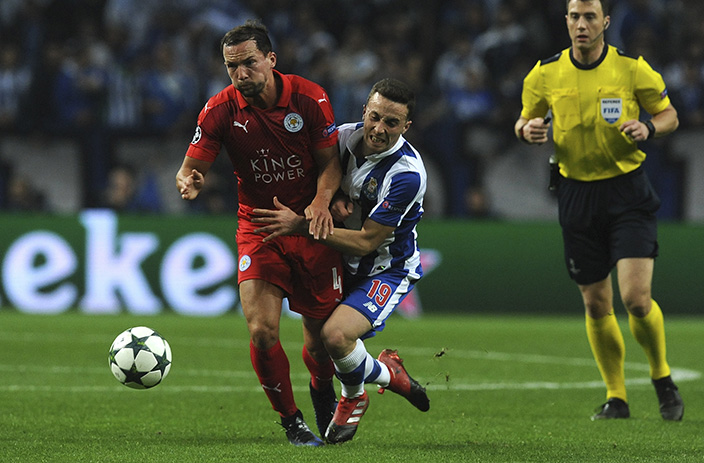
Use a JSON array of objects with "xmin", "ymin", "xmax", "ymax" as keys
[{"xmin": 190, "ymin": 126, "xmax": 202, "ymax": 144}]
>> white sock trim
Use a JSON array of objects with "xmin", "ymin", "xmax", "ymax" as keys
[{"xmin": 335, "ymin": 339, "xmax": 367, "ymax": 373}]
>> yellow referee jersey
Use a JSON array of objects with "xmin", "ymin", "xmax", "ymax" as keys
[{"xmin": 520, "ymin": 45, "xmax": 671, "ymax": 181}]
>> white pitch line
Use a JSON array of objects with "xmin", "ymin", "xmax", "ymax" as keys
[
  {"xmin": 0, "ymin": 364, "xmax": 256, "ymax": 378},
  {"xmin": 425, "ymin": 370, "xmax": 699, "ymax": 392},
  {"xmin": 0, "ymin": 371, "xmax": 696, "ymax": 394},
  {"xmin": 0, "ymin": 348, "xmax": 699, "ymax": 393},
  {"xmin": 402, "ymin": 347, "xmax": 653, "ymax": 371},
  {"xmin": 0, "ymin": 331, "xmax": 250, "ymax": 348}
]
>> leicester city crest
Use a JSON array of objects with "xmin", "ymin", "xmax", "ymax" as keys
[
  {"xmin": 284, "ymin": 113, "xmax": 304, "ymax": 132},
  {"xmin": 601, "ymin": 98, "xmax": 622, "ymax": 124}
]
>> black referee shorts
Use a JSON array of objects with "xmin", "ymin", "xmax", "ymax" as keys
[{"xmin": 557, "ymin": 167, "xmax": 660, "ymax": 285}]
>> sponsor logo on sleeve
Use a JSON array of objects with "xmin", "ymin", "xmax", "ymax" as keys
[
  {"xmin": 382, "ymin": 200, "xmax": 406, "ymax": 213},
  {"xmin": 323, "ymin": 122, "xmax": 337, "ymax": 137}
]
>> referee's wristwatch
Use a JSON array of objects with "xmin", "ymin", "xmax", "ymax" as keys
[{"xmin": 643, "ymin": 119, "xmax": 656, "ymax": 139}]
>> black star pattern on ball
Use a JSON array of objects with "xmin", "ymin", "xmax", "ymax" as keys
[
  {"xmin": 152, "ymin": 349, "xmax": 171, "ymax": 377},
  {"xmin": 123, "ymin": 334, "xmax": 169, "ymax": 385},
  {"xmin": 121, "ymin": 334, "xmax": 154, "ymax": 385}
]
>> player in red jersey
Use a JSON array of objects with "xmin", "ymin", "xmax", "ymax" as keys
[{"xmin": 176, "ymin": 20, "xmax": 343, "ymax": 446}]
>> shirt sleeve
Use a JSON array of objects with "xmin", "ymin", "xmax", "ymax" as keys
[
  {"xmin": 635, "ymin": 56, "xmax": 671, "ymax": 116},
  {"xmin": 309, "ymin": 94, "xmax": 339, "ymax": 150},
  {"xmin": 520, "ymin": 60, "xmax": 550, "ymax": 120},
  {"xmin": 370, "ymin": 171, "xmax": 422, "ymax": 227},
  {"xmin": 185, "ymin": 104, "xmax": 224, "ymax": 162}
]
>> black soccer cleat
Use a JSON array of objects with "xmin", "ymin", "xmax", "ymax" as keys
[
  {"xmin": 309, "ymin": 381, "xmax": 338, "ymax": 437},
  {"xmin": 652, "ymin": 376, "xmax": 684, "ymax": 421},
  {"xmin": 591, "ymin": 398, "xmax": 630, "ymax": 420},
  {"xmin": 280, "ymin": 410, "xmax": 324, "ymax": 447}
]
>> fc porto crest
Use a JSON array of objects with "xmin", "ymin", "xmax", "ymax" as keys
[
  {"xmin": 363, "ymin": 177, "xmax": 378, "ymax": 201},
  {"xmin": 284, "ymin": 113, "xmax": 304, "ymax": 132},
  {"xmin": 600, "ymin": 98, "xmax": 622, "ymax": 124}
]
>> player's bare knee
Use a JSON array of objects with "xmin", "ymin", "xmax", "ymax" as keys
[
  {"xmin": 622, "ymin": 296, "xmax": 651, "ymax": 318},
  {"xmin": 248, "ymin": 322, "xmax": 280, "ymax": 350},
  {"xmin": 320, "ymin": 324, "xmax": 347, "ymax": 358},
  {"xmin": 584, "ymin": 299, "xmax": 612, "ymax": 318}
]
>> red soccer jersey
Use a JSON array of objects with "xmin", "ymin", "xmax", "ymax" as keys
[{"xmin": 186, "ymin": 70, "xmax": 338, "ymax": 219}]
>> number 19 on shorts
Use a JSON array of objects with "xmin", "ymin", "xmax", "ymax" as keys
[{"xmin": 367, "ymin": 279, "xmax": 392, "ymax": 307}]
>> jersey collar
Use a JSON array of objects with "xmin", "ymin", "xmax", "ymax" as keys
[
  {"xmin": 234, "ymin": 69, "xmax": 291, "ymax": 109},
  {"xmin": 569, "ymin": 44, "xmax": 609, "ymax": 70}
]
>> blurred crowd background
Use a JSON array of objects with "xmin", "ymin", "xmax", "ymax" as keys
[{"xmin": 1, "ymin": 0, "xmax": 703, "ymax": 219}]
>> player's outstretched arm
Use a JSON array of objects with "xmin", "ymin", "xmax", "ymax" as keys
[
  {"xmin": 321, "ymin": 219, "xmax": 394, "ymax": 257},
  {"xmin": 176, "ymin": 156, "xmax": 211, "ymax": 200},
  {"xmin": 253, "ymin": 197, "xmax": 393, "ymax": 256}
]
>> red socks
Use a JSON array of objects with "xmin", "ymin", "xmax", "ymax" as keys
[
  {"xmin": 302, "ymin": 346, "xmax": 335, "ymax": 391},
  {"xmin": 249, "ymin": 340, "xmax": 297, "ymax": 417}
]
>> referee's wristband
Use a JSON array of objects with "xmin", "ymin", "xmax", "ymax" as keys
[{"xmin": 643, "ymin": 119, "xmax": 656, "ymax": 139}]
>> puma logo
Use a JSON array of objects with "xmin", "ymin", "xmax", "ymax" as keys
[
  {"xmin": 261, "ymin": 382, "xmax": 282, "ymax": 393},
  {"xmin": 233, "ymin": 120, "xmax": 249, "ymax": 133}
]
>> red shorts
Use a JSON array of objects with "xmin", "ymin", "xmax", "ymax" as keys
[{"xmin": 236, "ymin": 220, "xmax": 343, "ymax": 319}]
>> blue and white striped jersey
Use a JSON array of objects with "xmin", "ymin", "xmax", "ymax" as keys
[{"xmin": 337, "ymin": 122, "xmax": 426, "ymax": 279}]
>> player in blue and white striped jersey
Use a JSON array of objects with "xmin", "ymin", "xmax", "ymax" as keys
[
  {"xmin": 253, "ymin": 78, "xmax": 429, "ymax": 444},
  {"xmin": 334, "ymin": 115, "xmax": 426, "ymax": 302}
]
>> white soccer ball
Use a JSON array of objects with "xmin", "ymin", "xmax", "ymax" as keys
[{"xmin": 108, "ymin": 326, "xmax": 172, "ymax": 389}]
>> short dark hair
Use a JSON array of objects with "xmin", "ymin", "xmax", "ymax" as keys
[
  {"xmin": 566, "ymin": 0, "xmax": 610, "ymax": 15},
  {"xmin": 220, "ymin": 19, "xmax": 273, "ymax": 54},
  {"xmin": 367, "ymin": 78, "xmax": 416, "ymax": 121}
]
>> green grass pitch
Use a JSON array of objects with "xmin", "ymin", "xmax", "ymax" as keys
[{"xmin": 1, "ymin": 311, "xmax": 702, "ymax": 462}]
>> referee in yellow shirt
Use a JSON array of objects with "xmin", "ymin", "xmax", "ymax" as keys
[{"xmin": 515, "ymin": 0, "xmax": 683, "ymax": 421}]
